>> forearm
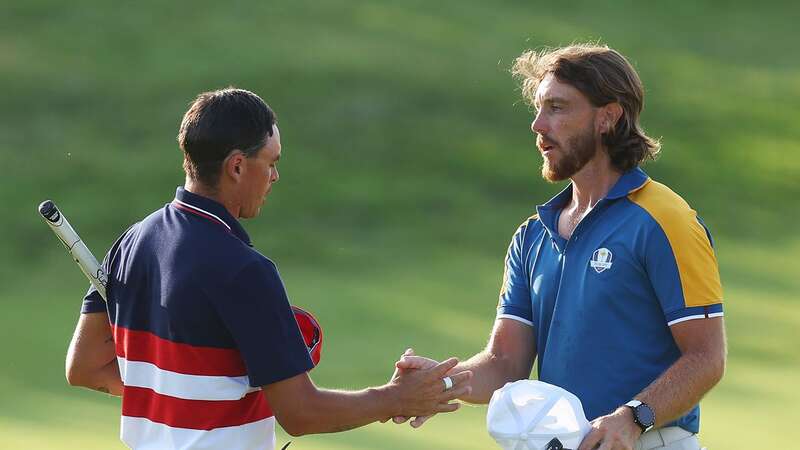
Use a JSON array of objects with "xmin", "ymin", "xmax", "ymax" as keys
[
  {"xmin": 66, "ymin": 312, "xmax": 122, "ymax": 396},
  {"xmin": 286, "ymin": 386, "xmax": 396, "ymax": 435},
  {"xmin": 636, "ymin": 349, "xmax": 725, "ymax": 427},
  {"xmin": 455, "ymin": 349, "xmax": 531, "ymax": 404},
  {"xmin": 85, "ymin": 359, "xmax": 123, "ymax": 396}
]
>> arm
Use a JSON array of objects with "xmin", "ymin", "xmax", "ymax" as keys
[
  {"xmin": 451, "ymin": 318, "xmax": 536, "ymax": 404},
  {"xmin": 65, "ymin": 312, "xmax": 123, "ymax": 396},
  {"xmin": 262, "ymin": 358, "xmax": 472, "ymax": 436},
  {"xmin": 578, "ymin": 317, "xmax": 726, "ymax": 450},
  {"xmin": 638, "ymin": 316, "xmax": 726, "ymax": 425}
]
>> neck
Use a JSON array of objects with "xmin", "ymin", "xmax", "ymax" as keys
[
  {"xmin": 184, "ymin": 177, "xmax": 242, "ymax": 218},
  {"xmin": 568, "ymin": 150, "xmax": 622, "ymax": 210}
]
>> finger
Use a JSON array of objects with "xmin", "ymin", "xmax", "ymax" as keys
[
  {"xmin": 435, "ymin": 401, "xmax": 461, "ymax": 414},
  {"xmin": 392, "ymin": 416, "xmax": 410, "ymax": 424},
  {"xmin": 438, "ymin": 385, "xmax": 472, "ymax": 402},
  {"xmin": 596, "ymin": 441, "xmax": 612, "ymax": 450},
  {"xmin": 430, "ymin": 357, "xmax": 459, "ymax": 377},
  {"xmin": 396, "ymin": 355, "xmax": 438, "ymax": 370},
  {"xmin": 445, "ymin": 369, "xmax": 473, "ymax": 387},
  {"xmin": 578, "ymin": 429, "xmax": 603, "ymax": 450},
  {"xmin": 410, "ymin": 414, "xmax": 435, "ymax": 428},
  {"xmin": 394, "ymin": 348, "xmax": 414, "ymax": 368}
]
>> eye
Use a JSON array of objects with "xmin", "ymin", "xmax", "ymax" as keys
[{"xmin": 550, "ymin": 104, "xmax": 562, "ymax": 112}]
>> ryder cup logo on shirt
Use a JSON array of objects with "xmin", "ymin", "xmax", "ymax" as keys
[{"xmin": 589, "ymin": 248, "xmax": 613, "ymax": 273}]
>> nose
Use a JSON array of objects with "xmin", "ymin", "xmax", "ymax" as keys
[{"xmin": 531, "ymin": 112, "xmax": 547, "ymax": 135}]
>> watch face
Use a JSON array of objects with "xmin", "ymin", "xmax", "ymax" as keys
[{"xmin": 637, "ymin": 404, "xmax": 655, "ymax": 427}]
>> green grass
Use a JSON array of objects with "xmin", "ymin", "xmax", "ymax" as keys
[{"xmin": 1, "ymin": 0, "xmax": 799, "ymax": 448}]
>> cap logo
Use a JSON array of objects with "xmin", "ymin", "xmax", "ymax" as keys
[{"xmin": 589, "ymin": 248, "xmax": 613, "ymax": 273}]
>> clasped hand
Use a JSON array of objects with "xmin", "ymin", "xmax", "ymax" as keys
[{"xmin": 383, "ymin": 349, "xmax": 470, "ymax": 428}]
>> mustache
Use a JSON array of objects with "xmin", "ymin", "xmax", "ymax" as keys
[{"xmin": 537, "ymin": 134, "xmax": 559, "ymax": 148}]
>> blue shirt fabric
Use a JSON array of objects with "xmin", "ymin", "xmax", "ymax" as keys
[
  {"xmin": 82, "ymin": 187, "xmax": 313, "ymax": 387},
  {"xmin": 497, "ymin": 168, "xmax": 724, "ymax": 433}
]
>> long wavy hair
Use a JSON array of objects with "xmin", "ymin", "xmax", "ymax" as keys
[{"xmin": 513, "ymin": 43, "xmax": 660, "ymax": 171}]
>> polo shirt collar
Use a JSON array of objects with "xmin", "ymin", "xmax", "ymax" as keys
[
  {"xmin": 173, "ymin": 187, "xmax": 252, "ymax": 246},
  {"xmin": 605, "ymin": 166, "xmax": 650, "ymax": 199},
  {"xmin": 538, "ymin": 166, "xmax": 651, "ymax": 209},
  {"xmin": 535, "ymin": 167, "xmax": 651, "ymax": 242}
]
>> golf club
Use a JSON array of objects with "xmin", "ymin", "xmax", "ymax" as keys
[{"xmin": 38, "ymin": 200, "xmax": 107, "ymax": 300}]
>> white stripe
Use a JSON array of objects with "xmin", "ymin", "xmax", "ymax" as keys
[
  {"xmin": 118, "ymin": 357, "xmax": 260, "ymax": 401},
  {"xmin": 122, "ymin": 416, "xmax": 275, "ymax": 450},
  {"xmin": 173, "ymin": 199, "xmax": 232, "ymax": 231},
  {"xmin": 496, "ymin": 314, "xmax": 534, "ymax": 327},
  {"xmin": 667, "ymin": 312, "xmax": 724, "ymax": 326}
]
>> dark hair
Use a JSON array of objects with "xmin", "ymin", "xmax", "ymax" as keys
[
  {"xmin": 178, "ymin": 87, "xmax": 276, "ymax": 188},
  {"xmin": 513, "ymin": 43, "xmax": 660, "ymax": 172}
]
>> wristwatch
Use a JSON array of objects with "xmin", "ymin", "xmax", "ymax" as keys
[{"xmin": 625, "ymin": 400, "xmax": 655, "ymax": 433}]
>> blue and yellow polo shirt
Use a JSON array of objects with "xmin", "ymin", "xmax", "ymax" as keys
[{"xmin": 497, "ymin": 167, "xmax": 723, "ymax": 433}]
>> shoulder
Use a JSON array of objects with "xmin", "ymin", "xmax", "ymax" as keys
[
  {"xmin": 626, "ymin": 179, "xmax": 704, "ymax": 236},
  {"xmin": 513, "ymin": 213, "xmax": 542, "ymax": 237},
  {"xmin": 626, "ymin": 178, "xmax": 717, "ymax": 261}
]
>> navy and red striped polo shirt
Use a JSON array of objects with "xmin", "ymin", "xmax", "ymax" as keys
[{"xmin": 82, "ymin": 187, "xmax": 313, "ymax": 450}]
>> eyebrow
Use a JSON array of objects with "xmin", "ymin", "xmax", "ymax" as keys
[{"xmin": 535, "ymin": 96, "xmax": 570, "ymax": 107}]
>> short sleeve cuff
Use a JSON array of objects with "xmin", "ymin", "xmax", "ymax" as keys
[
  {"xmin": 249, "ymin": 358, "xmax": 313, "ymax": 387},
  {"xmin": 497, "ymin": 305, "xmax": 533, "ymax": 326},
  {"xmin": 665, "ymin": 303, "xmax": 723, "ymax": 326},
  {"xmin": 81, "ymin": 288, "xmax": 108, "ymax": 314}
]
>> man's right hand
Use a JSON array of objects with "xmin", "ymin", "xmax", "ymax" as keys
[
  {"xmin": 385, "ymin": 349, "xmax": 454, "ymax": 427},
  {"xmin": 386, "ymin": 355, "xmax": 472, "ymax": 419}
]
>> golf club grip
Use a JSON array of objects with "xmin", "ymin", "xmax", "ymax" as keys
[{"xmin": 38, "ymin": 200, "xmax": 108, "ymax": 301}]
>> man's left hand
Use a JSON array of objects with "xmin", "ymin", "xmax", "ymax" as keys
[{"xmin": 578, "ymin": 406, "xmax": 642, "ymax": 450}]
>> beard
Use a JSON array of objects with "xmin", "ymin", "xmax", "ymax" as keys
[{"xmin": 541, "ymin": 125, "xmax": 597, "ymax": 182}]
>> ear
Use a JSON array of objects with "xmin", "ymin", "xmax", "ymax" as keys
[
  {"xmin": 222, "ymin": 150, "xmax": 246, "ymax": 183},
  {"xmin": 601, "ymin": 102, "xmax": 623, "ymax": 132}
]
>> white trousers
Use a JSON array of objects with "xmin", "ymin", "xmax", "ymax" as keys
[{"xmin": 635, "ymin": 427, "xmax": 701, "ymax": 450}]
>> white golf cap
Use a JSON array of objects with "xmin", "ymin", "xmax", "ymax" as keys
[{"xmin": 487, "ymin": 380, "xmax": 591, "ymax": 450}]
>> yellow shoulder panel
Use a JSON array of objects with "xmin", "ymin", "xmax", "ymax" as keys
[{"xmin": 628, "ymin": 181, "xmax": 723, "ymax": 307}]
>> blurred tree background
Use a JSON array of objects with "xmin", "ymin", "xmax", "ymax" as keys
[{"xmin": 1, "ymin": 0, "xmax": 798, "ymax": 448}]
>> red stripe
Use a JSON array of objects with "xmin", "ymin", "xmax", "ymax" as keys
[
  {"xmin": 123, "ymin": 386, "xmax": 273, "ymax": 430},
  {"xmin": 172, "ymin": 202, "xmax": 231, "ymax": 232},
  {"xmin": 113, "ymin": 325, "xmax": 247, "ymax": 377}
]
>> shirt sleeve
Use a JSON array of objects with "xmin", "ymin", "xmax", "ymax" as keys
[
  {"xmin": 645, "ymin": 214, "xmax": 724, "ymax": 326},
  {"xmin": 496, "ymin": 221, "xmax": 533, "ymax": 326},
  {"xmin": 81, "ymin": 284, "xmax": 108, "ymax": 314},
  {"xmin": 79, "ymin": 223, "xmax": 138, "ymax": 315},
  {"xmin": 213, "ymin": 259, "xmax": 314, "ymax": 387}
]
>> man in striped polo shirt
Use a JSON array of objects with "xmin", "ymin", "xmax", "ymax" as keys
[{"xmin": 65, "ymin": 88, "xmax": 471, "ymax": 450}]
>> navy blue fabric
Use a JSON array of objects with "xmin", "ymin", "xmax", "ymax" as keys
[{"xmin": 82, "ymin": 187, "xmax": 313, "ymax": 387}]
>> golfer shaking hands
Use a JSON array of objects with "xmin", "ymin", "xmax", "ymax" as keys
[
  {"xmin": 65, "ymin": 88, "xmax": 472, "ymax": 450},
  {"xmin": 394, "ymin": 44, "xmax": 726, "ymax": 450}
]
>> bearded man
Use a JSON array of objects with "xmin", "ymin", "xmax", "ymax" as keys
[{"xmin": 396, "ymin": 44, "xmax": 726, "ymax": 450}]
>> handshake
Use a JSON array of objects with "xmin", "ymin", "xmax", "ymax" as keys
[{"xmin": 381, "ymin": 349, "xmax": 473, "ymax": 428}]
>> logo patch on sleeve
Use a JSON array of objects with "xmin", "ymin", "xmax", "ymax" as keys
[{"xmin": 590, "ymin": 248, "xmax": 613, "ymax": 273}]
